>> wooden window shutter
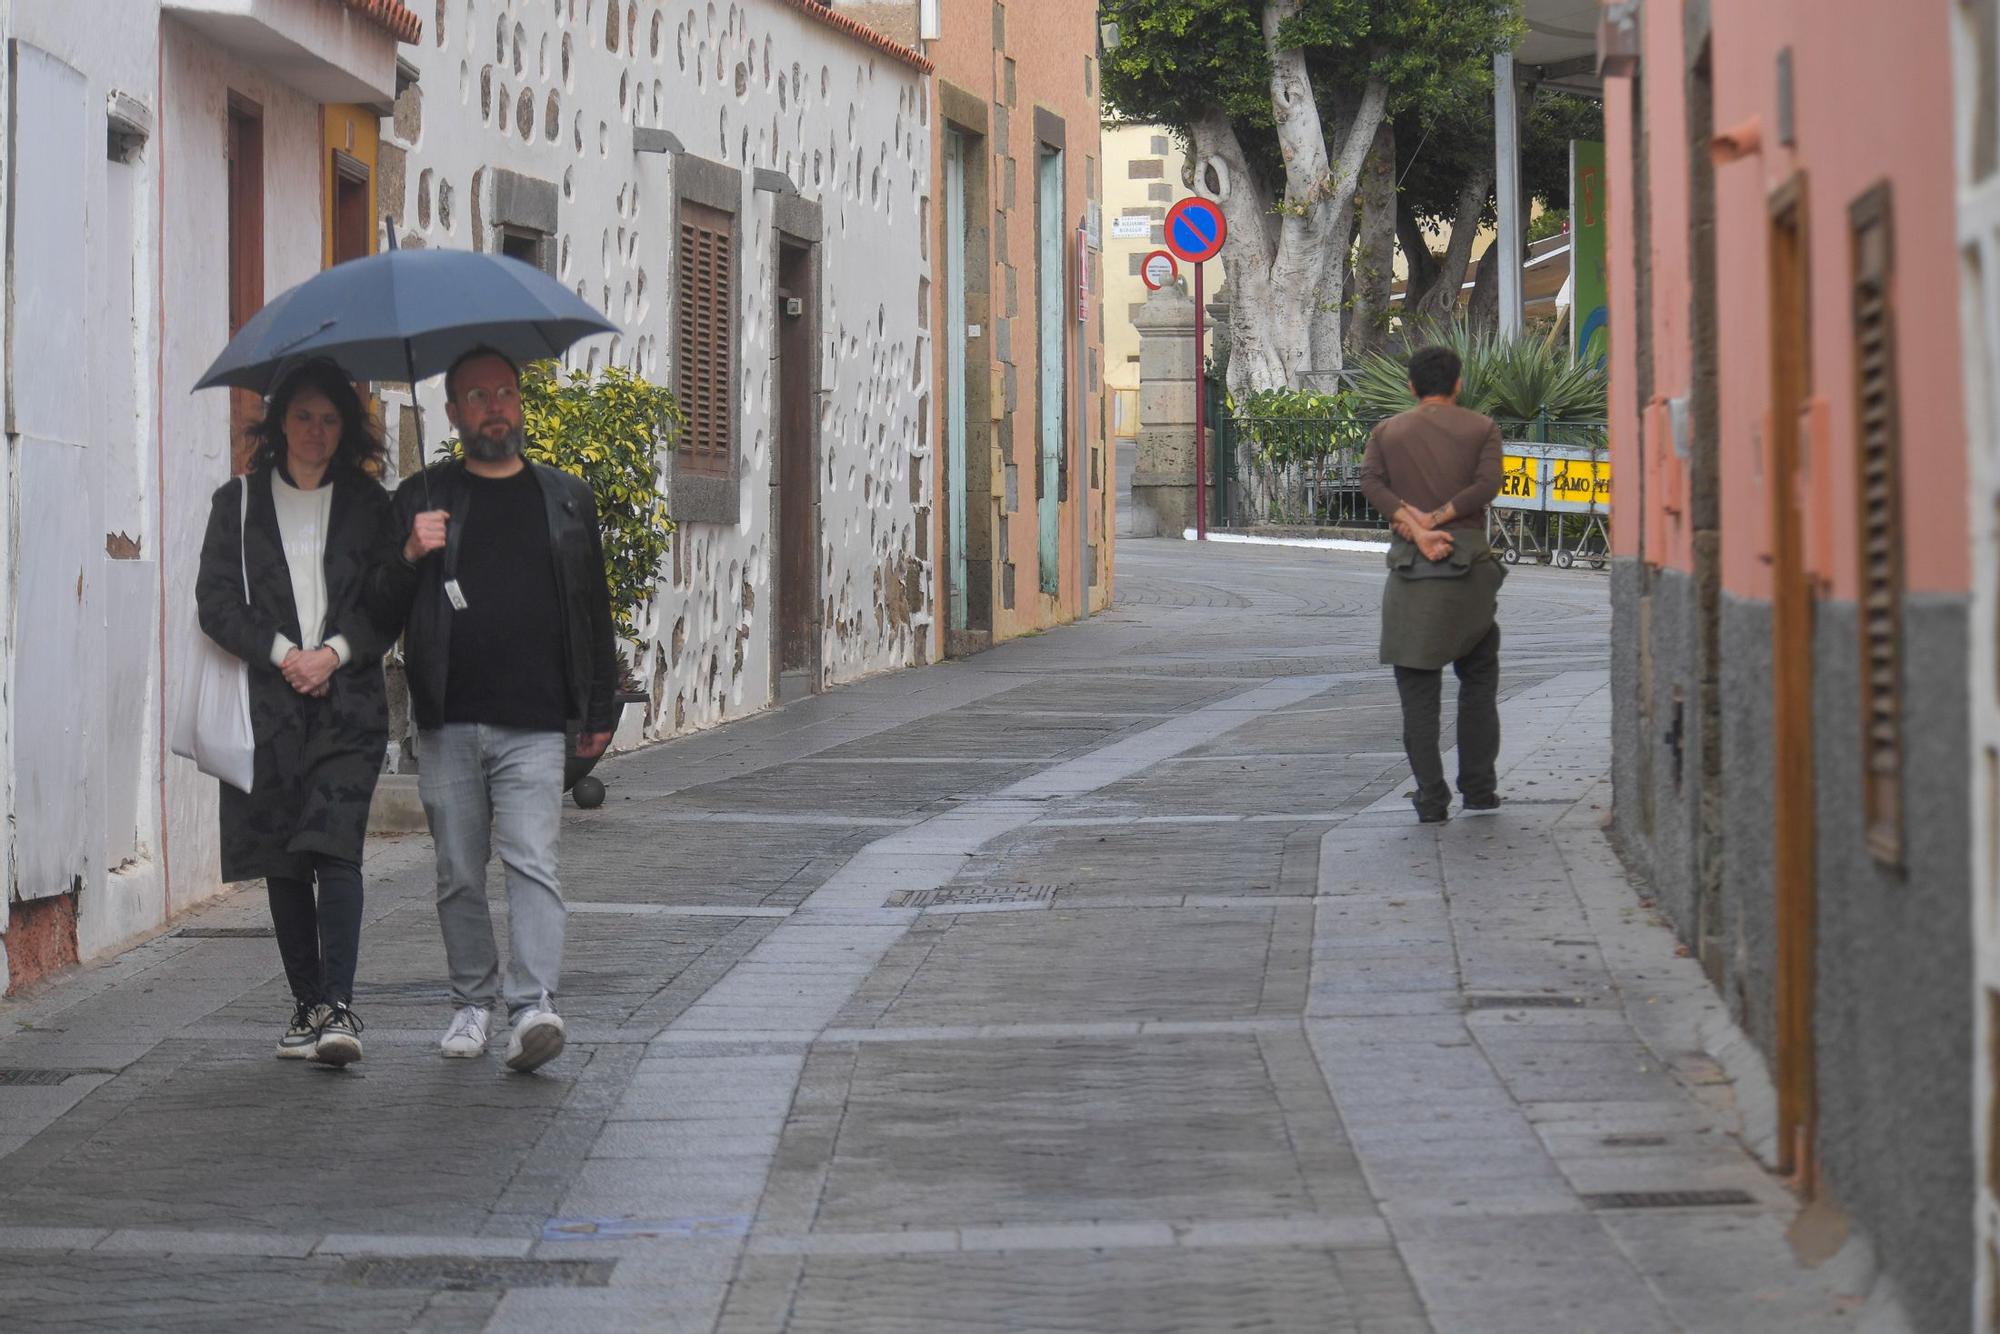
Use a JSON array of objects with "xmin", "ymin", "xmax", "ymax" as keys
[
  {"xmin": 1851, "ymin": 181, "xmax": 1904, "ymax": 867},
  {"xmin": 676, "ymin": 200, "xmax": 734, "ymax": 475}
]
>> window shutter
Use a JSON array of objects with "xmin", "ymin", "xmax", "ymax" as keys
[
  {"xmin": 1851, "ymin": 182, "xmax": 1904, "ymax": 866},
  {"xmin": 676, "ymin": 200, "xmax": 734, "ymax": 475}
]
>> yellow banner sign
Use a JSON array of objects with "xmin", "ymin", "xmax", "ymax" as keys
[
  {"xmin": 1500, "ymin": 456, "xmax": 1540, "ymax": 501},
  {"xmin": 1496, "ymin": 453, "xmax": 1610, "ymax": 513}
]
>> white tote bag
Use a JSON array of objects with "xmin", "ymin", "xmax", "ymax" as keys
[{"xmin": 170, "ymin": 479, "xmax": 256, "ymax": 794}]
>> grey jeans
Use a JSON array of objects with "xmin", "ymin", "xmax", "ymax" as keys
[{"xmin": 417, "ymin": 725, "xmax": 567, "ymax": 1019}]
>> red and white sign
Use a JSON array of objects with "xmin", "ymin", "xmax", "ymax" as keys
[
  {"xmin": 1164, "ymin": 197, "xmax": 1227, "ymax": 265},
  {"xmin": 1140, "ymin": 249, "xmax": 1179, "ymax": 291}
]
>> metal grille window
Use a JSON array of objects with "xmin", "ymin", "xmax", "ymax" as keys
[
  {"xmin": 1852, "ymin": 182, "xmax": 1904, "ymax": 866},
  {"xmin": 676, "ymin": 200, "xmax": 734, "ymax": 476}
]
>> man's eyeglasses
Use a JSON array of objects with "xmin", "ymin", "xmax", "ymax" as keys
[{"xmin": 459, "ymin": 385, "xmax": 521, "ymax": 411}]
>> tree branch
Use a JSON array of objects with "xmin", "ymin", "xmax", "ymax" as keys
[{"xmin": 1414, "ymin": 166, "xmax": 1493, "ymax": 325}]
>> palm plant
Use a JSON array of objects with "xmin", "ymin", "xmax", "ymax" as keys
[{"xmin": 1352, "ymin": 320, "xmax": 1608, "ymax": 443}]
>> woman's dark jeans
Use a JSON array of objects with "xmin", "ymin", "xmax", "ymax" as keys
[{"xmin": 267, "ymin": 855, "xmax": 363, "ymax": 1006}]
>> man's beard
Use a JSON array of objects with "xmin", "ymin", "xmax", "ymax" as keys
[{"xmin": 466, "ymin": 425, "xmax": 525, "ymax": 462}]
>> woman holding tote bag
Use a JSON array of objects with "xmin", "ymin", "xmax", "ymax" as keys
[{"xmin": 195, "ymin": 358, "xmax": 397, "ymax": 1068}]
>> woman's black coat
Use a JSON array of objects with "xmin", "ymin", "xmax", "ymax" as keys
[{"xmin": 195, "ymin": 465, "xmax": 397, "ymax": 882}]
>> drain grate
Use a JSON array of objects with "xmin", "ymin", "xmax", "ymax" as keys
[
  {"xmin": 0, "ymin": 1068, "xmax": 106, "ymax": 1086},
  {"xmin": 891, "ymin": 884, "xmax": 1061, "ymax": 908},
  {"xmin": 338, "ymin": 1257, "xmax": 615, "ymax": 1291},
  {"xmin": 1463, "ymin": 994, "xmax": 1592, "ymax": 1010},
  {"xmin": 174, "ymin": 926, "xmax": 274, "ymax": 939},
  {"xmin": 1585, "ymin": 1189, "xmax": 1757, "ymax": 1210},
  {"xmin": 1600, "ymin": 1135, "xmax": 1670, "ymax": 1148}
]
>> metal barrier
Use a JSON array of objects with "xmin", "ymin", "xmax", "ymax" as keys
[{"xmin": 1219, "ymin": 415, "xmax": 1612, "ymax": 566}]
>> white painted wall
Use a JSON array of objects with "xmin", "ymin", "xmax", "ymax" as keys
[
  {"xmin": 0, "ymin": 1, "xmax": 392, "ymax": 988},
  {"xmin": 389, "ymin": 0, "xmax": 931, "ymax": 742},
  {"xmin": 153, "ymin": 20, "xmax": 336, "ymax": 950}
]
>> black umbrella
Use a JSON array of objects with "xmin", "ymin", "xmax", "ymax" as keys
[{"xmin": 194, "ymin": 237, "xmax": 618, "ymax": 499}]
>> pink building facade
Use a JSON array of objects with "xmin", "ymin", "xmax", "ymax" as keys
[{"xmin": 1603, "ymin": 1, "xmax": 1971, "ymax": 1324}]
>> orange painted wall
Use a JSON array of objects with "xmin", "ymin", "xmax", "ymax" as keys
[
  {"xmin": 1607, "ymin": 0, "xmax": 1968, "ymax": 599},
  {"xmin": 926, "ymin": 0, "xmax": 1109, "ymax": 655}
]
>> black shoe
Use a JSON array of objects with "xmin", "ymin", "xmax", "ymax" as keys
[
  {"xmin": 276, "ymin": 1001, "xmax": 327, "ymax": 1060},
  {"xmin": 1461, "ymin": 795, "xmax": 1503, "ymax": 817},
  {"xmin": 311, "ymin": 1002, "xmax": 364, "ymax": 1067}
]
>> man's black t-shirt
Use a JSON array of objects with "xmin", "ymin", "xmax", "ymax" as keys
[{"xmin": 443, "ymin": 468, "xmax": 569, "ymax": 732}]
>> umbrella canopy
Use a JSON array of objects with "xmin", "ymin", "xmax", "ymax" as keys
[{"xmin": 193, "ymin": 247, "xmax": 617, "ymax": 395}]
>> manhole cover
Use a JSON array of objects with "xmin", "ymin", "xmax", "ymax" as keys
[
  {"xmin": 0, "ymin": 1068, "xmax": 106, "ymax": 1086},
  {"xmin": 338, "ymin": 1258, "xmax": 615, "ymax": 1290},
  {"xmin": 173, "ymin": 926, "xmax": 274, "ymax": 939},
  {"xmin": 1463, "ymin": 994, "xmax": 1593, "ymax": 1010},
  {"xmin": 1585, "ymin": 1189, "xmax": 1756, "ymax": 1210},
  {"xmin": 890, "ymin": 884, "xmax": 1060, "ymax": 908}
]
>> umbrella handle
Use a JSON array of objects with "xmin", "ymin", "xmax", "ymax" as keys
[{"xmin": 406, "ymin": 335, "xmax": 432, "ymax": 511}]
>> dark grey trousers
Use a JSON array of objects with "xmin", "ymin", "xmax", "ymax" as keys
[{"xmin": 1393, "ymin": 623, "xmax": 1502, "ymax": 816}]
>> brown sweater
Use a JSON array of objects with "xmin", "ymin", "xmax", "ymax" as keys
[{"xmin": 1359, "ymin": 403, "xmax": 1504, "ymax": 530}]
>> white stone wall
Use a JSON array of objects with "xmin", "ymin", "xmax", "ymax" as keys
[{"xmin": 388, "ymin": 0, "xmax": 932, "ymax": 741}]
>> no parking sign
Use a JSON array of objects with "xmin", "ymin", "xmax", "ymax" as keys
[{"xmin": 1164, "ymin": 197, "xmax": 1227, "ymax": 264}]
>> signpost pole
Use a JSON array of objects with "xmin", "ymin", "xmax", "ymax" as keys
[{"xmin": 1194, "ymin": 259, "xmax": 1207, "ymax": 541}]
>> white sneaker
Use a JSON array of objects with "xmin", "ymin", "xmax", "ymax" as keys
[
  {"xmin": 505, "ymin": 1003, "xmax": 566, "ymax": 1073},
  {"xmin": 439, "ymin": 1004, "xmax": 490, "ymax": 1058}
]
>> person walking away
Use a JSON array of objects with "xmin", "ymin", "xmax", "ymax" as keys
[
  {"xmin": 1359, "ymin": 345, "xmax": 1507, "ymax": 825},
  {"xmin": 195, "ymin": 358, "xmax": 398, "ymax": 1065},
  {"xmin": 370, "ymin": 348, "xmax": 618, "ymax": 1073}
]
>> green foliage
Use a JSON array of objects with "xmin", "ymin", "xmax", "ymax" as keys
[
  {"xmin": 1351, "ymin": 321, "xmax": 1607, "ymax": 441},
  {"xmin": 1101, "ymin": 0, "xmax": 1521, "ymax": 210},
  {"xmin": 1527, "ymin": 207, "xmax": 1569, "ymax": 244},
  {"xmin": 1397, "ymin": 87, "xmax": 1601, "ymax": 231},
  {"xmin": 1236, "ymin": 386, "xmax": 1369, "ymax": 465},
  {"xmin": 447, "ymin": 362, "xmax": 682, "ymax": 648}
]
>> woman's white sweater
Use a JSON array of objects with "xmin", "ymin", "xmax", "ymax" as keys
[{"xmin": 267, "ymin": 471, "xmax": 352, "ymax": 668}]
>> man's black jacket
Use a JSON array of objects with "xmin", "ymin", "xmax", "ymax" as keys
[{"xmin": 371, "ymin": 458, "xmax": 619, "ymax": 735}]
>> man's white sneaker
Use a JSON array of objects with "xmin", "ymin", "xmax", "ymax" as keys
[
  {"xmin": 439, "ymin": 1005, "xmax": 490, "ymax": 1058},
  {"xmin": 505, "ymin": 1004, "xmax": 566, "ymax": 1073}
]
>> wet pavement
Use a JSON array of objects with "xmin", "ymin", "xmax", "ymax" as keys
[{"xmin": 0, "ymin": 539, "xmax": 1872, "ymax": 1331}]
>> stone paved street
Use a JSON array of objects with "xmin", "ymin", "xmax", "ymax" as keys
[{"xmin": 0, "ymin": 540, "xmax": 1873, "ymax": 1331}]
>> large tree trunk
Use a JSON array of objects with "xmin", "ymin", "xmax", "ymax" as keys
[
  {"xmin": 1396, "ymin": 198, "xmax": 1440, "ymax": 309},
  {"xmin": 1410, "ymin": 166, "xmax": 1493, "ymax": 327},
  {"xmin": 1466, "ymin": 240, "xmax": 1501, "ymax": 336},
  {"xmin": 1346, "ymin": 120, "xmax": 1397, "ymax": 361},
  {"xmin": 1190, "ymin": 111, "xmax": 1282, "ymax": 403},
  {"xmin": 1188, "ymin": 1, "xmax": 1388, "ymax": 396}
]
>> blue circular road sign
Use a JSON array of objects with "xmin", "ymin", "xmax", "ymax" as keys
[{"xmin": 1165, "ymin": 197, "xmax": 1227, "ymax": 264}]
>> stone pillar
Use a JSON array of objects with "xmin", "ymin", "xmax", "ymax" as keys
[{"xmin": 1130, "ymin": 281, "xmax": 1199, "ymax": 538}]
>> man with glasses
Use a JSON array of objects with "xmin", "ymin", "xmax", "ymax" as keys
[{"xmin": 372, "ymin": 347, "xmax": 618, "ymax": 1072}]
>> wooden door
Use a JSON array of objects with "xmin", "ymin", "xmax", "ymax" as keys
[
  {"xmin": 1769, "ymin": 177, "xmax": 1818, "ymax": 1186},
  {"xmin": 776, "ymin": 240, "xmax": 818, "ymax": 693}
]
